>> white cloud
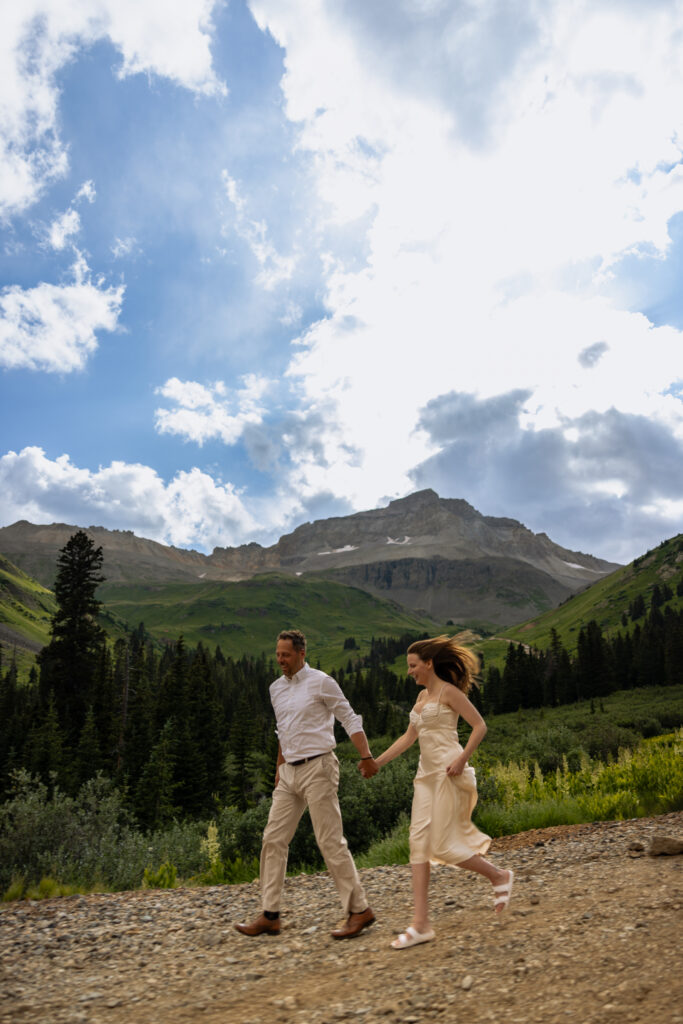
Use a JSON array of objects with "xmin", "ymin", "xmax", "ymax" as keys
[
  {"xmin": 242, "ymin": 0, "xmax": 683, "ymax": 526},
  {"xmin": 0, "ymin": 446, "xmax": 261, "ymax": 551},
  {"xmin": 279, "ymin": 300, "xmax": 303, "ymax": 327},
  {"xmin": 44, "ymin": 180, "xmax": 98, "ymax": 250},
  {"xmin": 0, "ymin": 1, "xmax": 225, "ymax": 218},
  {"xmin": 76, "ymin": 180, "xmax": 96, "ymax": 203},
  {"xmin": 412, "ymin": 390, "xmax": 683, "ymax": 562},
  {"xmin": 221, "ymin": 172, "xmax": 297, "ymax": 289},
  {"xmin": 111, "ymin": 237, "xmax": 137, "ymax": 259},
  {"xmin": 47, "ymin": 207, "xmax": 81, "ymax": 250},
  {"xmin": 0, "ymin": 254, "xmax": 124, "ymax": 372},
  {"xmin": 154, "ymin": 374, "xmax": 271, "ymax": 445}
]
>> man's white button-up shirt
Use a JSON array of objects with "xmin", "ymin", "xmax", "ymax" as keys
[{"xmin": 270, "ymin": 662, "xmax": 363, "ymax": 763}]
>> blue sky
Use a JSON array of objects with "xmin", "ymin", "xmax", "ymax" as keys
[{"xmin": 1, "ymin": 0, "xmax": 682, "ymax": 563}]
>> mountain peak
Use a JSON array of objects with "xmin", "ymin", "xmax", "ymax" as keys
[{"xmin": 387, "ymin": 488, "xmax": 440, "ymax": 508}]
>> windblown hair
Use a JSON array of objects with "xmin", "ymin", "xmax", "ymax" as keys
[
  {"xmin": 407, "ymin": 635, "xmax": 479, "ymax": 694},
  {"xmin": 277, "ymin": 629, "xmax": 307, "ymax": 652}
]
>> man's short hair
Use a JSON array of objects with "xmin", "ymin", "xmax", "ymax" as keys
[{"xmin": 277, "ymin": 629, "xmax": 306, "ymax": 651}]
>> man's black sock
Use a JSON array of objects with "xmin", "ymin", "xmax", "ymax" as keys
[{"xmin": 264, "ymin": 910, "xmax": 280, "ymax": 921}]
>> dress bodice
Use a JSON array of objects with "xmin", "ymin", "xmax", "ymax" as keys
[
  {"xmin": 410, "ymin": 697, "xmax": 467, "ymax": 780},
  {"xmin": 410, "ymin": 699, "xmax": 459, "ymax": 739}
]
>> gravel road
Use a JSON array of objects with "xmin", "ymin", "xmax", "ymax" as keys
[{"xmin": 1, "ymin": 811, "xmax": 681, "ymax": 1024}]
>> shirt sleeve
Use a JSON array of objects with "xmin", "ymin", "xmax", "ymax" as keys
[{"xmin": 319, "ymin": 674, "xmax": 364, "ymax": 736}]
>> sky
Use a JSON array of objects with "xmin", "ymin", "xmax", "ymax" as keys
[{"xmin": 1, "ymin": 0, "xmax": 682, "ymax": 565}]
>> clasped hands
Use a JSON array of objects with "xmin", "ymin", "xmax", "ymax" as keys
[{"xmin": 358, "ymin": 757, "xmax": 379, "ymax": 779}]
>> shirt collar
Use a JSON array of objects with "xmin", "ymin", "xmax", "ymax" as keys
[{"xmin": 286, "ymin": 662, "xmax": 309, "ymax": 684}]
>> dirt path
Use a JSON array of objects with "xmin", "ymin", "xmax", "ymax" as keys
[{"xmin": 1, "ymin": 812, "xmax": 681, "ymax": 1024}]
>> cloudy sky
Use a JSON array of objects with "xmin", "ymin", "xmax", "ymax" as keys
[{"xmin": 1, "ymin": 0, "xmax": 682, "ymax": 564}]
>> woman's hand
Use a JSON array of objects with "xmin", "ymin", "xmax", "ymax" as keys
[{"xmin": 446, "ymin": 753, "xmax": 467, "ymax": 776}]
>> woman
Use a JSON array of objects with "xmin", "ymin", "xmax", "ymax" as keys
[{"xmin": 372, "ymin": 635, "xmax": 513, "ymax": 949}]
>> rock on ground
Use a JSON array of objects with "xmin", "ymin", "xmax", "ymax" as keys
[{"xmin": 0, "ymin": 812, "xmax": 681, "ymax": 1024}]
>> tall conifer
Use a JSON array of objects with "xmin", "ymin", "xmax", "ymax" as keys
[{"xmin": 38, "ymin": 531, "xmax": 106, "ymax": 740}]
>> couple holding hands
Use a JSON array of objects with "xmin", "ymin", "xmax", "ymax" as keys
[{"xmin": 234, "ymin": 629, "xmax": 513, "ymax": 948}]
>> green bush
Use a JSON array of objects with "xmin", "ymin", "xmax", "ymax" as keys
[
  {"xmin": 508, "ymin": 725, "xmax": 585, "ymax": 774},
  {"xmin": 143, "ymin": 861, "xmax": 177, "ymax": 889},
  {"xmin": 576, "ymin": 722, "xmax": 640, "ymax": 760},
  {"xmin": 2, "ymin": 724, "xmax": 680, "ymax": 899},
  {"xmin": 356, "ymin": 813, "xmax": 410, "ymax": 868}
]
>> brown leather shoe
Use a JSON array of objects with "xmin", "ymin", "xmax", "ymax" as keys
[
  {"xmin": 330, "ymin": 907, "xmax": 376, "ymax": 939},
  {"xmin": 234, "ymin": 913, "xmax": 281, "ymax": 936}
]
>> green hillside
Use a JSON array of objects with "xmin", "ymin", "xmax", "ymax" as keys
[
  {"xmin": 0, "ymin": 554, "xmax": 56, "ymax": 678},
  {"xmin": 98, "ymin": 574, "xmax": 444, "ymax": 668},
  {"xmin": 477, "ymin": 534, "xmax": 683, "ymax": 667}
]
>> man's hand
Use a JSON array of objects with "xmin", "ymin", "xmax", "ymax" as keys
[{"xmin": 358, "ymin": 758, "xmax": 379, "ymax": 778}]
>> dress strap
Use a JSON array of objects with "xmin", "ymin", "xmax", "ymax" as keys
[{"xmin": 436, "ymin": 682, "xmax": 448, "ymax": 713}]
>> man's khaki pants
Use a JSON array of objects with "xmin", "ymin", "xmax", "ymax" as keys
[{"xmin": 260, "ymin": 751, "xmax": 368, "ymax": 915}]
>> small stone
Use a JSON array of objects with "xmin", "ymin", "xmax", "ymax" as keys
[
  {"xmin": 461, "ymin": 975, "xmax": 474, "ymax": 991},
  {"xmin": 628, "ymin": 841, "xmax": 645, "ymax": 852},
  {"xmin": 530, "ymin": 896, "xmax": 540, "ymax": 905}
]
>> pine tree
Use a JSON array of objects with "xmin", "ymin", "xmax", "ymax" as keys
[
  {"xmin": 25, "ymin": 694, "xmax": 69, "ymax": 789},
  {"xmin": 576, "ymin": 620, "xmax": 612, "ymax": 699},
  {"xmin": 38, "ymin": 531, "xmax": 106, "ymax": 740},
  {"xmin": 75, "ymin": 706, "xmax": 101, "ymax": 785},
  {"xmin": 135, "ymin": 719, "xmax": 178, "ymax": 829}
]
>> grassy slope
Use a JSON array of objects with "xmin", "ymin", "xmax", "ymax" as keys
[
  {"xmin": 474, "ymin": 534, "xmax": 683, "ymax": 669},
  {"xmin": 98, "ymin": 574, "xmax": 444, "ymax": 669},
  {"xmin": 0, "ymin": 555, "xmax": 56, "ymax": 678}
]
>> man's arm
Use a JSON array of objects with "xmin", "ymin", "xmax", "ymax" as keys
[
  {"xmin": 274, "ymin": 742, "xmax": 286, "ymax": 787},
  {"xmin": 349, "ymin": 731, "xmax": 378, "ymax": 778}
]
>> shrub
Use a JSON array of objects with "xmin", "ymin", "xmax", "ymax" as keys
[
  {"xmin": 142, "ymin": 861, "xmax": 178, "ymax": 889},
  {"xmin": 576, "ymin": 722, "xmax": 640, "ymax": 761},
  {"xmin": 510, "ymin": 725, "xmax": 584, "ymax": 774}
]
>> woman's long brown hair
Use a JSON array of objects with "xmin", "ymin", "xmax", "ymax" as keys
[{"xmin": 407, "ymin": 635, "xmax": 480, "ymax": 694}]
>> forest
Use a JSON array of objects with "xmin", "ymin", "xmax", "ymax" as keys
[{"xmin": 0, "ymin": 530, "xmax": 682, "ymax": 896}]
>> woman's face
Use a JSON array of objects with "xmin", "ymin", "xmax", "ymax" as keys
[{"xmin": 407, "ymin": 653, "xmax": 432, "ymax": 688}]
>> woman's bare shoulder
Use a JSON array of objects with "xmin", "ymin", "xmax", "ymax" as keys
[{"xmin": 440, "ymin": 682, "xmax": 469, "ymax": 707}]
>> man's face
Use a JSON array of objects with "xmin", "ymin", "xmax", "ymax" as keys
[{"xmin": 276, "ymin": 638, "xmax": 306, "ymax": 678}]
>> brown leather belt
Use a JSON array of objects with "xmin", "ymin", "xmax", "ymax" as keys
[{"xmin": 288, "ymin": 752, "xmax": 327, "ymax": 766}]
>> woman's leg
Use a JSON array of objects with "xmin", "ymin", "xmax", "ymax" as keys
[
  {"xmin": 410, "ymin": 861, "xmax": 432, "ymax": 932},
  {"xmin": 456, "ymin": 854, "xmax": 512, "ymax": 913}
]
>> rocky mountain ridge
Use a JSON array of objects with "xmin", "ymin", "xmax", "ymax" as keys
[{"xmin": 0, "ymin": 489, "xmax": 620, "ymax": 626}]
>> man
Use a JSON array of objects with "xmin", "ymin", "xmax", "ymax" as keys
[{"xmin": 235, "ymin": 629, "xmax": 378, "ymax": 939}]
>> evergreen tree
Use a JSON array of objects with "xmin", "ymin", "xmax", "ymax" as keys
[
  {"xmin": 225, "ymin": 693, "xmax": 258, "ymax": 810},
  {"xmin": 38, "ymin": 531, "xmax": 106, "ymax": 740},
  {"xmin": 482, "ymin": 665, "xmax": 503, "ymax": 715},
  {"xmin": 576, "ymin": 620, "xmax": 610, "ymax": 699},
  {"xmin": 75, "ymin": 706, "xmax": 101, "ymax": 785},
  {"xmin": 135, "ymin": 719, "xmax": 178, "ymax": 829},
  {"xmin": 663, "ymin": 607, "xmax": 683, "ymax": 686},
  {"xmin": 25, "ymin": 695, "xmax": 69, "ymax": 789}
]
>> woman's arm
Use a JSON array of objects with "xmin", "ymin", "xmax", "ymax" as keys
[
  {"xmin": 444, "ymin": 686, "xmax": 487, "ymax": 775},
  {"xmin": 372, "ymin": 724, "xmax": 418, "ymax": 769}
]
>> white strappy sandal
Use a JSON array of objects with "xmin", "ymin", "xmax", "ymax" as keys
[
  {"xmin": 493, "ymin": 869, "xmax": 514, "ymax": 913},
  {"xmin": 391, "ymin": 926, "xmax": 436, "ymax": 949}
]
